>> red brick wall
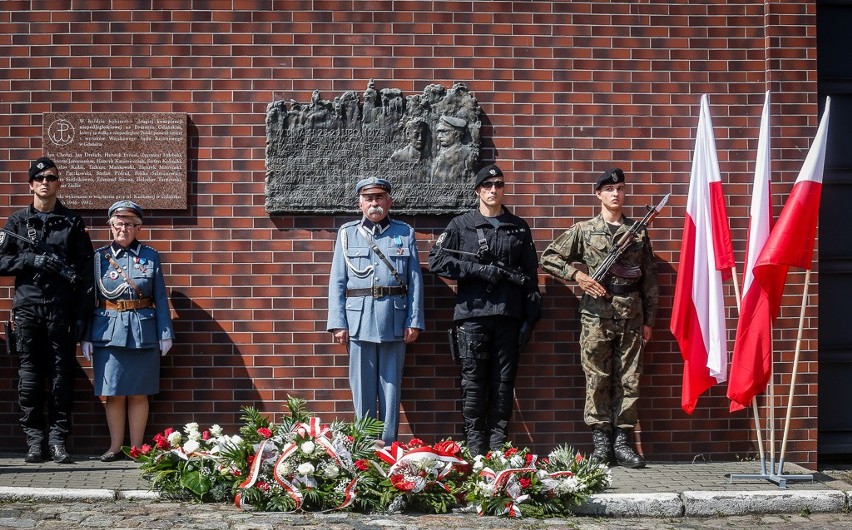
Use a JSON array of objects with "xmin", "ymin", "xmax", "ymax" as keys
[{"xmin": 0, "ymin": 1, "xmax": 821, "ymax": 467}]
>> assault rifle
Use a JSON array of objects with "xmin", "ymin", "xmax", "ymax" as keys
[
  {"xmin": 590, "ymin": 193, "xmax": 670, "ymax": 294},
  {"xmin": 0, "ymin": 228, "xmax": 79, "ymax": 285},
  {"xmin": 433, "ymin": 243, "xmax": 528, "ymax": 287}
]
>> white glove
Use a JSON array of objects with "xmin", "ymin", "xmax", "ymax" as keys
[
  {"xmin": 159, "ymin": 339, "xmax": 173, "ymax": 357},
  {"xmin": 80, "ymin": 341, "xmax": 93, "ymax": 362}
]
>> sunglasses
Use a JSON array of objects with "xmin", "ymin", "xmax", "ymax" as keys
[
  {"xmin": 479, "ymin": 180, "xmax": 505, "ymax": 190},
  {"xmin": 32, "ymin": 174, "xmax": 59, "ymax": 183}
]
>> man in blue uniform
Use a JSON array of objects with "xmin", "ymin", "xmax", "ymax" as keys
[
  {"xmin": 327, "ymin": 177, "xmax": 425, "ymax": 444},
  {"xmin": 0, "ymin": 157, "xmax": 94, "ymax": 464}
]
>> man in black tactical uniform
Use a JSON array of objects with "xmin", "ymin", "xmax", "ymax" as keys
[
  {"xmin": 0, "ymin": 157, "xmax": 94, "ymax": 464},
  {"xmin": 428, "ymin": 164, "xmax": 542, "ymax": 456}
]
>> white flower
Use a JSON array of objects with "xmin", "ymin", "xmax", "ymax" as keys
[
  {"xmin": 297, "ymin": 462, "xmax": 315, "ymax": 475},
  {"xmin": 183, "ymin": 439, "xmax": 200, "ymax": 454},
  {"xmin": 187, "ymin": 430, "xmax": 202, "ymax": 441},
  {"xmin": 324, "ymin": 464, "xmax": 340, "ymax": 479},
  {"xmin": 300, "ymin": 441, "xmax": 316, "ymax": 455},
  {"xmin": 477, "ymin": 481, "xmax": 496, "ymax": 497},
  {"xmin": 167, "ymin": 431, "xmax": 182, "ymax": 447},
  {"xmin": 472, "ymin": 455, "xmax": 485, "ymax": 472},
  {"xmin": 554, "ymin": 475, "xmax": 580, "ymax": 495},
  {"xmin": 509, "ymin": 455, "xmax": 525, "ymax": 468},
  {"xmin": 209, "ymin": 424, "xmax": 223, "ymax": 437},
  {"xmin": 184, "ymin": 422, "xmax": 199, "ymax": 435},
  {"xmin": 230, "ymin": 435, "xmax": 243, "ymax": 445}
]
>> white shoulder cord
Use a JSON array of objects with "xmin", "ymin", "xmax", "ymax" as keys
[
  {"xmin": 96, "ymin": 250, "xmax": 132, "ymax": 298},
  {"xmin": 341, "ymin": 229, "xmax": 374, "ymax": 278}
]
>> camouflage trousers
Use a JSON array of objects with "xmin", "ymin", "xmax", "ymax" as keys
[{"xmin": 579, "ymin": 313, "xmax": 644, "ymax": 430}]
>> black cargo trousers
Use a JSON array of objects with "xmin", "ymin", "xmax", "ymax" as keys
[
  {"xmin": 456, "ymin": 315, "xmax": 522, "ymax": 456},
  {"xmin": 14, "ymin": 303, "xmax": 76, "ymax": 448}
]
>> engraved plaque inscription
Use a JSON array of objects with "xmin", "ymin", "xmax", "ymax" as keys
[
  {"xmin": 265, "ymin": 81, "xmax": 481, "ymax": 215},
  {"xmin": 43, "ymin": 112, "xmax": 188, "ymax": 210}
]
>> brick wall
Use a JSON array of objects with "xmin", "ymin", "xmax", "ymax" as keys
[{"xmin": 0, "ymin": 1, "xmax": 821, "ymax": 467}]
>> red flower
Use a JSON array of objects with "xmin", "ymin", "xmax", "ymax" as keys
[
  {"xmin": 525, "ymin": 453, "xmax": 535, "ymax": 466},
  {"xmin": 408, "ymin": 438, "xmax": 425, "ymax": 448},
  {"xmin": 129, "ymin": 446, "xmax": 141, "ymax": 459},
  {"xmin": 347, "ymin": 435, "xmax": 354, "ymax": 443},
  {"xmin": 575, "ymin": 453, "xmax": 585, "ymax": 463},
  {"xmin": 202, "ymin": 430, "xmax": 210, "ymax": 440},
  {"xmin": 519, "ymin": 477, "xmax": 532, "ymax": 489},
  {"xmin": 504, "ymin": 447, "xmax": 518, "ymax": 457},
  {"xmin": 140, "ymin": 444, "xmax": 153, "ymax": 455},
  {"xmin": 153, "ymin": 433, "xmax": 169, "ymax": 450},
  {"xmin": 246, "ymin": 454, "xmax": 256, "ymax": 468},
  {"xmin": 434, "ymin": 440, "xmax": 461, "ymax": 456},
  {"xmin": 257, "ymin": 480, "xmax": 270, "ymax": 492},
  {"xmin": 163, "ymin": 427, "xmax": 174, "ymax": 437},
  {"xmin": 355, "ymin": 459, "xmax": 369, "ymax": 471},
  {"xmin": 257, "ymin": 427, "xmax": 272, "ymax": 439},
  {"xmin": 390, "ymin": 474, "xmax": 417, "ymax": 491}
]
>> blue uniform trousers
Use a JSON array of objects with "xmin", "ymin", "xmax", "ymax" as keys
[{"xmin": 348, "ymin": 339, "xmax": 405, "ymax": 444}]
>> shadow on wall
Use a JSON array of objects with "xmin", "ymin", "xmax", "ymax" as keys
[{"xmin": 149, "ymin": 290, "xmax": 264, "ymax": 436}]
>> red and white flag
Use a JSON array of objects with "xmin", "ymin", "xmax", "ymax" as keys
[
  {"xmin": 671, "ymin": 94, "xmax": 736, "ymax": 414},
  {"xmin": 728, "ymin": 97, "xmax": 831, "ymax": 411}
]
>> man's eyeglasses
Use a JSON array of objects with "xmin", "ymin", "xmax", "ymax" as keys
[
  {"xmin": 32, "ymin": 174, "xmax": 58, "ymax": 183},
  {"xmin": 111, "ymin": 221, "xmax": 139, "ymax": 229},
  {"xmin": 479, "ymin": 180, "xmax": 505, "ymax": 190}
]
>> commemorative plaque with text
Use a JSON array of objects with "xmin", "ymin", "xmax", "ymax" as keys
[
  {"xmin": 43, "ymin": 112, "xmax": 188, "ymax": 210},
  {"xmin": 265, "ymin": 81, "xmax": 481, "ymax": 215}
]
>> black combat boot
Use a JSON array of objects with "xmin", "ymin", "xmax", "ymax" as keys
[
  {"xmin": 589, "ymin": 428, "xmax": 612, "ymax": 465},
  {"xmin": 613, "ymin": 428, "xmax": 646, "ymax": 469}
]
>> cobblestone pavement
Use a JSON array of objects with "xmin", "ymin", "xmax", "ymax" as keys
[{"xmin": 0, "ymin": 500, "xmax": 851, "ymax": 530}]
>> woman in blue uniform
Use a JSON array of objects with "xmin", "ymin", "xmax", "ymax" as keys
[{"xmin": 80, "ymin": 201, "xmax": 174, "ymax": 462}]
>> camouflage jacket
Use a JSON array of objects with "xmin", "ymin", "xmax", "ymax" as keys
[{"xmin": 541, "ymin": 213, "xmax": 658, "ymax": 326}]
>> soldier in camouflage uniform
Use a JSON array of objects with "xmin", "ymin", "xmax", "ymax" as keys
[{"xmin": 541, "ymin": 168, "xmax": 658, "ymax": 468}]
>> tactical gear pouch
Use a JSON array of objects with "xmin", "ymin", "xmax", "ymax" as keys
[
  {"xmin": 456, "ymin": 327, "xmax": 491, "ymax": 360},
  {"xmin": 3, "ymin": 321, "xmax": 14, "ymax": 356}
]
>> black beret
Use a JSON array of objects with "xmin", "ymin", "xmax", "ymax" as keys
[
  {"xmin": 474, "ymin": 164, "xmax": 504, "ymax": 189},
  {"xmin": 595, "ymin": 168, "xmax": 625, "ymax": 190},
  {"xmin": 28, "ymin": 157, "xmax": 57, "ymax": 180}
]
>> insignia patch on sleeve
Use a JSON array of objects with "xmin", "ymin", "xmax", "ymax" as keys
[{"xmin": 436, "ymin": 232, "xmax": 447, "ymax": 247}]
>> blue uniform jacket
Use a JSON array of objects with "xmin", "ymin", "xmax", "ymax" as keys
[
  {"xmin": 87, "ymin": 240, "xmax": 175, "ymax": 349},
  {"xmin": 327, "ymin": 218, "xmax": 425, "ymax": 343}
]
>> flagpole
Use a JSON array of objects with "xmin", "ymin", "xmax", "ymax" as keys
[
  {"xmin": 732, "ymin": 264, "xmax": 767, "ymax": 474},
  {"xmin": 778, "ymin": 269, "xmax": 811, "ymax": 474}
]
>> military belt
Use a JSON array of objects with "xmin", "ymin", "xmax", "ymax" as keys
[
  {"xmin": 346, "ymin": 286, "xmax": 406, "ymax": 298},
  {"xmin": 607, "ymin": 283, "xmax": 640, "ymax": 295},
  {"xmin": 99, "ymin": 298, "xmax": 154, "ymax": 311}
]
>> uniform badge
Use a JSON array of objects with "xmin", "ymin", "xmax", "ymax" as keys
[
  {"xmin": 0, "ymin": 231, "xmax": 6, "ymax": 247},
  {"xmin": 436, "ymin": 232, "xmax": 447, "ymax": 247}
]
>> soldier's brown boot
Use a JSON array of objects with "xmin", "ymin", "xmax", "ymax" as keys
[
  {"xmin": 613, "ymin": 428, "xmax": 646, "ymax": 469},
  {"xmin": 590, "ymin": 428, "xmax": 613, "ymax": 465}
]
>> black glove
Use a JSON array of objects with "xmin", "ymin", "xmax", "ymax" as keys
[
  {"xmin": 475, "ymin": 264, "xmax": 504, "ymax": 285},
  {"xmin": 518, "ymin": 321, "xmax": 534, "ymax": 350},
  {"xmin": 27, "ymin": 253, "xmax": 62, "ymax": 274},
  {"xmin": 74, "ymin": 320, "xmax": 88, "ymax": 342}
]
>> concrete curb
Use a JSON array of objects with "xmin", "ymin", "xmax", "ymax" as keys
[
  {"xmin": 575, "ymin": 492, "xmax": 684, "ymax": 517},
  {"xmin": 682, "ymin": 490, "xmax": 848, "ymax": 516},
  {"xmin": 0, "ymin": 486, "xmax": 848, "ymax": 519},
  {"xmin": 0, "ymin": 486, "xmax": 117, "ymax": 501}
]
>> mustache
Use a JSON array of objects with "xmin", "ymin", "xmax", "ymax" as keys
[{"xmin": 367, "ymin": 205, "xmax": 385, "ymax": 216}]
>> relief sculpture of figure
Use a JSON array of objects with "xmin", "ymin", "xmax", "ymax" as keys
[
  {"xmin": 431, "ymin": 115, "xmax": 476, "ymax": 183},
  {"xmin": 390, "ymin": 117, "xmax": 429, "ymax": 164}
]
